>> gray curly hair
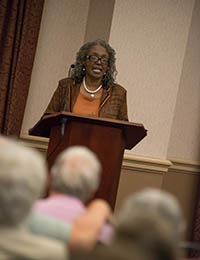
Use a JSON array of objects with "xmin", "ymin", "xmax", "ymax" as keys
[
  {"xmin": 117, "ymin": 188, "xmax": 186, "ymax": 241},
  {"xmin": 0, "ymin": 137, "xmax": 47, "ymax": 226},
  {"xmin": 71, "ymin": 39, "xmax": 117, "ymax": 88},
  {"xmin": 51, "ymin": 146, "xmax": 101, "ymax": 202}
]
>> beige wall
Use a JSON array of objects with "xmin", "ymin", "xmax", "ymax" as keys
[
  {"xmin": 84, "ymin": 0, "xmax": 115, "ymax": 42},
  {"xmin": 167, "ymin": 0, "xmax": 200, "ymax": 161},
  {"xmin": 109, "ymin": 0, "xmax": 196, "ymax": 159}
]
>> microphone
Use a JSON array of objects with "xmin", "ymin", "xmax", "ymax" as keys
[{"xmin": 68, "ymin": 64, "xmax": 75, "ymax": 78}]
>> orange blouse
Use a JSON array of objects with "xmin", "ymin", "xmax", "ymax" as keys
[{"xmin": 72, "ymin": 91, "xmax": 101, "ymax": 117}]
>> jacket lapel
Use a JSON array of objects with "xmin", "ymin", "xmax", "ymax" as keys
[
  {"xmin": 70, "ymin": 81, "xmax": 81, "ymax": 112},
  {"xmin": 99, "ymin": 86, "xmax": 112, "ymax": 112}
]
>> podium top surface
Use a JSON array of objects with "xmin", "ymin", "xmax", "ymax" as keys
[{"xmin": 29, "ymin": 112, "xmax": 147, "ymax": 150}]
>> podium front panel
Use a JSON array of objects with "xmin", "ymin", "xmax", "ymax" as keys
[{"xmin": 47, "ymin": 120, "xmax": 125, "ymax": 210}]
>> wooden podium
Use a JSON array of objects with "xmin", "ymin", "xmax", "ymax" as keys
[{"xmin": 29, "ymin": 112, "xmax": 147, "ymax": 209}]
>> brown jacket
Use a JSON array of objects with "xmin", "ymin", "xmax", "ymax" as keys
[{"xmin": 44, "ymin": 78, "xmax": 128, "ymax": 121}]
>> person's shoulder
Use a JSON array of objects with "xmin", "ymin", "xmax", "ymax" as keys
[
  {"xmin": 26, "ymin": 211, "xmax": 71, "ymax": 229},
  {"xmin": 112, "ymin": 83, "xmax": 127, "ymax": 94},
  {"xmin": 25, "ymin": 212, "xmax": 72, "ymax": 242},
  {"xmin": 58, "ymin": 77, "xmax": 73, "ymax": 87},
  {"xmin": 25, "ymin": 232, "xmax": 68, "ymax": 260},
  {"xmin": 0, "ymin": 226, "xmax": 68, "ymax": 260}
]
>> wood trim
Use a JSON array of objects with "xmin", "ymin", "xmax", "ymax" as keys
[
  {"xmin": 19, "ymin": 134, "xmax": 49, "ymax": 154},
  {"xmin": 19, "ymin": 134, "xmax": 200, "ymax": 176},
  {"xmin": 123, "ymin": 153, "xmax": 172, "ymax": 174},
  {"xmin": 19, "ymin": 134, "xmax": 170, "ymax": 174},
  {"xmin": 168, "ymin": 157, "xmax": 200, "ymax": 175}
]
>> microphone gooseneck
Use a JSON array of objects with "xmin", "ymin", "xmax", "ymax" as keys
[
  {"xmin": 68, "ymin": 64, "xmax": 75, "ymax": 78},
  {"xmin": 61, "ymin": 64, "xmax": 75, "ymax": 138}
]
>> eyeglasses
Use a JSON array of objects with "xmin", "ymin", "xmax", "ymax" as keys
[{"xmin": 86, "ymin": 55, "xmax": 109, "ymax": 65}]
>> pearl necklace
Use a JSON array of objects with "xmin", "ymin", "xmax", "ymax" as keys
[{"xmin": 83, "ymin": 77, "xmax": 102, "ymax": 98}]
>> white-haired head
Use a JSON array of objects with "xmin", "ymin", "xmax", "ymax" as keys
[
  {"xmin": 51, "ymin": 146, "xmax": 101, "ymax": 202},
  {"xmin": 117, "ymin": 188, "xmax": 186, "ymax": 240},
  {"xmin": 0, "ymin": 137, "xmax": 47, "ymax": 226}
]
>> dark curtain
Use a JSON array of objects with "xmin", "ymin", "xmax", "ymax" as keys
[{"xmin": 0, "ymin": 0, "xmax": 44, "ymax": 136}]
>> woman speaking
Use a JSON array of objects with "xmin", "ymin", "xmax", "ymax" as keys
[{"xmin": 43, "ymin": 39, "xmax": 128, "ymax": 121}]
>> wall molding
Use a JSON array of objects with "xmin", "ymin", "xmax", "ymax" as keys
[
  {"xmin": 168, "ymin": 157, "xmax": 200, "ymax": 175},
  {"xmin": 19, "ymin": 134, "xmax": 49, "ymax": 154},
  {"xmin": 19, "ymin": 134, "xmax": 200, "ymax": 176},
  {"xmin": 122, "ymin": 153, "xmax": 171, "ymax": 175}
]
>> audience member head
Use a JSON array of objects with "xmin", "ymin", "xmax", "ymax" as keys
[
  {"xmin": 117, "ymin": 188, "xmax": 186, "ymax": 241},
  {"xmin": 89, "ymin": 213, "xmax": 178, "ymax": 260},
  {"xmin": 0, "ymin": 137, "xmax": 47, "ymax": 227},
  {"xmin": 51, "ymin": 146, "xmax": 102, "ymax": 202}
]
